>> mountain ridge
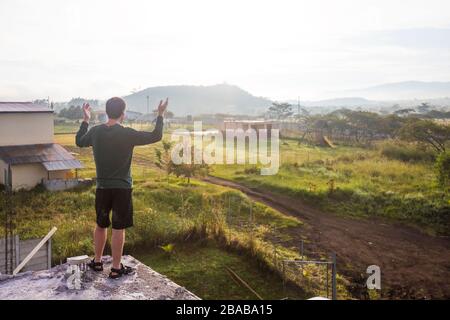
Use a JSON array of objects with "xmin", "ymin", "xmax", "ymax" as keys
[{"xmin": 123, "ymin": 83, "xmax": 272, "ymax": 116}]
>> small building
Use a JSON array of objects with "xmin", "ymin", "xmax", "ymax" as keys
[
  {"xmin": 0, "ymin": 102, "xmax": 82, "ymax": 191},
  {"xmin": 219, "ymin": 120, "xmax": 279, "ymax": 141},
  {"xmin": 94, "ymin": 110, "xmax": 108, "ymax": 123},
  {"xmin": 94, "ymin": 109, "xmax": 143, "ymax": 123},
  {"xmin": 220, "ymin": 119, "xmax": 279, "ymax": 132},
  {"xmin": 126, "ymin": 110, "xmax": 143, "ymax": 121}
]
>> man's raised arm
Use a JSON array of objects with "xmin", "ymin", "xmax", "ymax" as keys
[
  {"xmin": 75, "ymin": 103, "xmax": 93, "ymax": 147},
  {"xmin": 128, "ymin": 98, "xmax": 168, "ymax": 146}
]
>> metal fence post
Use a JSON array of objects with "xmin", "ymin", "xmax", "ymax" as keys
[
  {"xmin": 47, "ymin": 237, "xmax": 52, "ymax": 269},
  {"xmin": 326, "ymin": 263, "xmax": 329, "ymax": 299},
  {"xmin": 331, "ymin": 252, "xmax": 337, "ymax": 300},
  {"xmin": 15, "ymin": 235, "xmax": 20, "ymax": 267},
  {"xmin": 281, "ymin": 260, "xmax": 286, "ymax": 296},
  {"xmin": 300, "ymin": 240, "xmax": 304, "ymax": 260}
]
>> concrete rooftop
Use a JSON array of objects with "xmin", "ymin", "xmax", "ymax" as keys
[{"xmin": 0, "ymin": 255, "xmax": 200, "ymax": 300}]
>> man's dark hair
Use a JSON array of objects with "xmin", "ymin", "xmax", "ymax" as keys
[{"xmin": 106, "ymin": 97, "xmax": 126, "ymax": 119}]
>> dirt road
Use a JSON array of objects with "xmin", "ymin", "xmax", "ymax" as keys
[{"xmin": 203, "ymin": 176, "xmax": 450, "ymax": 299}]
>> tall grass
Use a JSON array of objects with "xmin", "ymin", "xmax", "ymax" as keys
[
  {"xmin": 0, "ymin": 173, "xmax": 348, "ymax": 298},
  {"xmin": 211, "ymin": 140, "xmax": 449, "ymax": 235},
  {"xmin": 378, "ymin": 140, "xmax": 435, "ymax": 163}
]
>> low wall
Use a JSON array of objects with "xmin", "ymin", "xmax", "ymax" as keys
[
  {"xmin": 0, "ymin": 236, "xmax": 51, "ymax": 275},
  {"xmin": 43, "ymin": 178, "xmax": 94, "ymax": 191}
]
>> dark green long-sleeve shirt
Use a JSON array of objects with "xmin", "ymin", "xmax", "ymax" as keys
[{"xmin": 76, "ymin": 116, "xmax": 164, "ymax": 188}]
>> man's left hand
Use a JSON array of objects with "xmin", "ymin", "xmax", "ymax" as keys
[
  {"xmin": 157, "ymin": 98, "xmax": 169, "ymax": 116},
  {"xmin": 82, "ymin": 103, "xmax": 91, "ymax": 123}
]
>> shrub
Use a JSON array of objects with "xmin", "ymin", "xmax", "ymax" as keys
[
  {"xmin": 435, "ymin": 151, "xmax": 450, "ymax": 191},
  {"xmin": 243, "ymin": 166, "xmax": 260, "ymax": 175},
  {"xmin": 379, "ymin": 141, "xmax": 435, "ymax": 163}
]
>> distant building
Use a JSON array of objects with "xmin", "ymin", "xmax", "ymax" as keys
[
  {"xmin": 95, "ymin": 109, "xmax": 143, "ymax": 123},
  {"xmin": 220, "ymin": 119, "xmax": 278, "ymax": 132},
  {"xmin": 0, "ymin": 102, "xmax": 83, "ymax": 191},
  {"xmin": 126, "ymin": 110, "xmax": 143, "ymax": 121},
  {"xmin": 136, "ymin": 112, "xmax": 157, "ymax": 123},
  {"xmin": 94, "ymin": 110, "xmax": 108, "ymax": 123}
]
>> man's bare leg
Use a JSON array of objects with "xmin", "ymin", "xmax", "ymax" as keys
[
  {"xmin": 111, "ymin": 228, "xmax": 125, "ymax": 271},
  {"xmin": 94, "ymin": 225, "xmax": 107, "ymax": 263}
]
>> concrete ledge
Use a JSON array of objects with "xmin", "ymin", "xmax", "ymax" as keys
[
  {"xmin": 0, "ymin": 255, "xmax": 200, "ymax": 300},
  {"xmin": 43, "ymin": 178, "xmax": 94, "ymax": 191}
]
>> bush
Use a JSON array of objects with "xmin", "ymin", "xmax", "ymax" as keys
[
  {"xmin": 379, "ymin": 141, "xmax": 435, "ymax": 163},
  {"xmin": 436, "ymin": 151, "xmax": 450, "ymax": 191},
  {"xmin": 243, "ymin": 166, "xmax": 260, "ymax": 175}
]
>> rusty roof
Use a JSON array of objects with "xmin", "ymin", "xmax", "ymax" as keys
[
  {"xmin": 0, "ymin": 102, "xmax": 53, "ymax": 113},
  {"xmin": 0, "ymin": 143, "xmax": 82, "ymax": 171}
]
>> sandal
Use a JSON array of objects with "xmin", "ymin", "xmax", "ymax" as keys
[
  {"xmin": 88, "ymin": 259, "xmax": 104, "ymax": 272},
  {"xmin": 109, "ymin": 263, "xmax": 135, "ymax": 279}
]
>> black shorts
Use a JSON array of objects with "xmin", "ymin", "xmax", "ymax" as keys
[{"xmin": 95, "ymin": 188, "xmax": 133, "ymax": 229}]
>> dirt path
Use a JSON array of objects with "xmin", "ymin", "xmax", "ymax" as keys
[{"xmin": 203, "ymin": 176, "xmax": 450, "ymax": 299}]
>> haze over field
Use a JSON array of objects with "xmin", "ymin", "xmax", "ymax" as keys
[
  {"xmin": 123, "ymin": 82, "xmax": 450, "ymax": 116},
  {"xmin": 1, "ymin": 0, "xmax": 450, "ymax": 103}
]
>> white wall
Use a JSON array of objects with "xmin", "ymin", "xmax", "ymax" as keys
[
  {"xmin": 11, "ymin": 163, "xmax": 48, "ymax": 190},
  {"xmin": 0, "ymin": 113, "xmax": 54, "ymax": 146},
  {"xmin": 10, "ymin": 164, "xmax": 73, "ymax": 191}
]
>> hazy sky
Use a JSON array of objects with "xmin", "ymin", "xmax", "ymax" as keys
[{"xmin": 1, "ymin": 0, "xmax": 450, "ymax": 101}]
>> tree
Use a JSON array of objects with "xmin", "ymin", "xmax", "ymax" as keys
[
  {"xmin": 155, "ymin": 141, "xmax": 173, "ymax": 182},
  {"xmin": 155, "ymin": 142, "xmax": 209, "ymax": 184},
  {"xmin": 67, "ymin": 98, "xmax": 99, "ymax": 108},
  {"xmin": 394, "ymin": 108, "xmax": 415, "ymax": 116},
  {"xmin": 417, "ymin": 102, "xmax": 431, "ymax": 114},
  {"xmin": 267, "ymin": 102, "xmax": 293, "ymax": 120},
  {"xmin": 378, "ymin": 114, "xmax": 406, "ymax": 138},
  {"xmin": 33, "ymin": 99, "xmax": 49, "ymax": 105},
  {"xmin": 337, "ymin": 110, "xmax": 386, "ymax": 142},
  {"xmin": 425, "ymin": 110, "xmax": 450, "ymax": 119},
  {"xmin": 59, "ymin": 105, "xmax": 84, "ymax": 120},
  {"xmin": 171, "ymin": 147, "xmax": 209, "ymax": 184},
  {"xmin": 398, "ymin": 119, "xmax": 450, "ymax": 153}
]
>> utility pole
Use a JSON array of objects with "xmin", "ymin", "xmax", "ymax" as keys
[
  {"xmin": 146, "ymin": 95, "xmax": 150, "ymax": 116},
  {"xmin": 297, "ymin": 96, "xmax": 301, "ymax": 115}
]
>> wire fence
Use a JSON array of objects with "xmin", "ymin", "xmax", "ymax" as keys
[{"xmin": 223, "ymin": 193, "xmax": 338, "ymax": 299}]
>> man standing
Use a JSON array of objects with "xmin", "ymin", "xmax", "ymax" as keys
[{"xmin": 76, "ymin": 97, "xmax": 168, "ymax": 279}]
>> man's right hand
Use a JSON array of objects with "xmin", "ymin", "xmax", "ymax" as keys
[
  {"xmin": 82, "ymin": 103, "xmax": 91, "ymax": 123},
  {"xmin": 157, "ymin": 98, "xmax": 169, "ymax": 116}
]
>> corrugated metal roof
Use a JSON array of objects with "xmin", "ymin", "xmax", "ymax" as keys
[
  {"xmin": 0, "ymin": 143, "xmax": 83, "ymax": 170},
  {"xmin": 0, "ymin": 102, "xmax": 53, "ymax": 113},
  {"xmin": 42, "ymin": 160, "xmax": 83, "ymax": 171}
]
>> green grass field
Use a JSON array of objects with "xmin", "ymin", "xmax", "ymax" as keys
[
  {"xmin": 1, "ymin": 130, "xmax": 349, "ymax": 299},
  {"xmin": 210, "ymin": 139, "xmax": 449, "ymax": 235},
  {"xmin": 54, "ymin": 123, "xmax": 81, "ymax": 134},
  {"xmin": 4, "ymin": 124, "xmax": 445, "ymax": 299},
  {"xmin": 136, "ymin": 241, "xmax": 307, "ymax": 300}
]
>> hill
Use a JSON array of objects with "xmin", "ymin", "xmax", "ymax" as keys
[{"xmin": 123, "ymin": 84, "xmax": 272, "ymax": 116}]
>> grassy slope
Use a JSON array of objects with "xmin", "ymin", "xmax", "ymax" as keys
[{"xmin": 210, "ymin": 140, "xmax": 449, "ymax": 235}]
